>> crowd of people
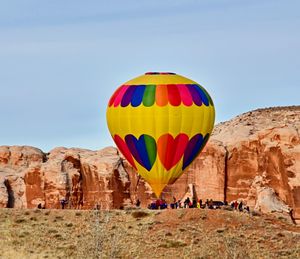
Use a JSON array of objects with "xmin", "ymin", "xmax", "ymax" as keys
[{"xmin": 145, "ymin": 196, "xmax": 250, "ymax": 213}]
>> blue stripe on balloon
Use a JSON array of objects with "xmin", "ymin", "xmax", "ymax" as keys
[
  {"xmin": 131, "ymin": 85, "xmax": 146, "ymax": 107},
  {"xmin": 125, "ymin": 134, "xmax": 153, "ymax": 171},
  {"xmin": 125, "ymin": 135, "xmax": 143, "ymax": 166},
  {"xmin": 193, "ymin": 85, "xmax": 209, "ymax": 106},
  {"xmin": 135, "ymin": 135, "xmax": 152, "ymax": 171}
]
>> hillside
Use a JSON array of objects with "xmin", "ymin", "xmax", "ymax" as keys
[{"xmin": 0, "ymin": 207, "xmax": 299, "ymax": 258}]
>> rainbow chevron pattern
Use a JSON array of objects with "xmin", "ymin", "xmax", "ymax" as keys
[{"xmin": 106, "ymin": 72, "xmax": 215, "ymax": 196}]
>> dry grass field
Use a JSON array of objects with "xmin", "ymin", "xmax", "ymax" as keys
[{"xmin": 0, "ymin": 208, "xmax": 299, "ymax": 259}]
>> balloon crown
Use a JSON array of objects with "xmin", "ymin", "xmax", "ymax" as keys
[{"xmin": 145, "ymin": 72, "xmax": 176, "ymax": 75}]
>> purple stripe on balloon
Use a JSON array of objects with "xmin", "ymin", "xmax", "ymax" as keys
[
  {"xmin": 121, "ymin": 86, "xmax": 136, "ymax": 107},
  {"xmin": 125, "ymin": 135, "xmax": 143, "ymax": 165},
  {"xmin": 193, "ymin": 84, "xmax": 209, "ymax": 106},
  {"xmin": 183, "ymin": 134, "xmax": 202, "ymax": 163},
  {"xmin": 188, "ymin": 85, "xmax": 202, "ymax": 106},
  {"xmin": 182, "ymin": 134, "xmax": 203, "ymax": 170}
]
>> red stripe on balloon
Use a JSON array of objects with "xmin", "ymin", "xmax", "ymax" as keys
[
  {"xmin": 177, "ymin": 84, "xmax": 193, "ymax": 106},
  {"xmin": 156, "ymin": 85, "xmax": 168, "ymax": 106},
  {"xmin": 108, "ymin": 86, "xmax": 123, "ymax": 107},
  {"xmin": 113, "ymin": 85, "xmax": 129, "ymax": 107},
  {"xmin": 167, "ymin": 85, "xmax": 181, "ymax": 106},
  {"xmin": 158, "ymin": 133, "xmax": 189, "ymax": 171},
  {"xmin": 113, "ymin": 135, "xmax": 137, "ymax": 170}
]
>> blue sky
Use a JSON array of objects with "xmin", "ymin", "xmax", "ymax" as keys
[{"xmin": 0, "ymin": 0, "xmax": 299, "ymax": 151}]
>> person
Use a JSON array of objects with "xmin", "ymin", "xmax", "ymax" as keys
[
  {"xmin": 192, "ymin": 198, "xmax": 197, "ymax": 208},
  {"xmin": 37, "ymin": 203, "xmax": 42, "ymax": 209},
  {"xmin": 208, "ymin": 199, "xmax": 214, "ymax": 209},
  {"xmin": 178, "ymin": 200, "xmax": 182, "ymax": 208},
  {"xmin": 230, "ymin": 201, "xmax": 235, "ymax": 209},
  {"xmin": 60, "ymin": 199, "xmax": 66, "ymax": 209},
  {"xmin": 234, "ymin": 200, "xmax": 238, "ymax": 210},
  {"xmin": 245, "ymin": 206, "xmax": 250, "ymax": 213},
  {"xmin": 184, "ymin": 197, "xmax": 191, "ymax": 208},
  {"xmin": 173, "ymin": 196, "xmax": 176, "ymax": 203},
  {"xmin": 171, "ymin": 196, "xmax": 177, "ymax": 209},
  {"xmin": 149, "ymin": 201, "xmax": 157, "ymax": 210},
  {"xmin": 238, "ymin": 201, "xmax": 243, "ymax": 212},
  {"xmin": 199, "ymin": 199, "xmax": 203, "ymax": 208},
  {"xmin": 156, "ymin": 199, "xmax": 160, "ymax": 209},
  {"xmin": 161, "ymin": 199, "xmax": 167, "ymax": 209},
  {"xmin": 136, "ymin": 199, "xmax": 141, "ymax": 207},
  {"xmin": 205, "ymin": 199, "xmax": 209, "ymax": 208}
]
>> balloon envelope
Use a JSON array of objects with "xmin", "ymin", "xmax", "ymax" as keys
[{"xmin": 106, "ymin": 72, "xmax": 215, "ymax": 197}]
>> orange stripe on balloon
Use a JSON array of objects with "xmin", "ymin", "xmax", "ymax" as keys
[
  {"xmin": 155, "ymin": 85, "xmax": 168, "ymax": 106},
  {"xmin": 177, "ymin": 84, "xmax": 193, "ymax": 106},
  {"xmin": 158, "ymin": 133, "xmax": 189, "ymax": 171},
  {"xmin": 114, "ymin": 85, "xmax": 129, "ymax": 107},
  {"xmin": 157, "ymin": 134, "xmax": 169, "ymax": 168},
  {"xmin": 167, "ymin": 85, "xmax": 181, "ymax": 106}
]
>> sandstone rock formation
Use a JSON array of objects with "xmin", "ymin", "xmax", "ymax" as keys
[{"xmin": 0, "ymin": 106, "xmax": 299, "ymax": 222}]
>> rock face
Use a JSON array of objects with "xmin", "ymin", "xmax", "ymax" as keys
[
  {"xmin": 0, "ymin": 146, "xmax": 153, "ymax": 210},
  {"xmin": 0, "ymin": 106, "xmax": 299, "ymax": 222}
]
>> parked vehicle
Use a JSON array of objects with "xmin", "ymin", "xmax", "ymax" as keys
[{"xmin": 212, "ymin": 201, "xmax": 224, "ymax": 209}]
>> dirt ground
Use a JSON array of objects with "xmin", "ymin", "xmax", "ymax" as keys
[{"xmin": 0, "ymin": 207, "xmax": 299, "ymax": 259}]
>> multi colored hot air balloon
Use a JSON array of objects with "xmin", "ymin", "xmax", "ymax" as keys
[{"xmin": 106, "ymin": 72, "xmax": 215, "ymax": 197}]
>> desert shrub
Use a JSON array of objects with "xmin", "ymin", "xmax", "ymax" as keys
[
  {"xmin": 18, "ymin": 231, "xmax": 30, "ymax": 238},
  {"xmin": 65, "ymin": 222, "xmax": 73, "ymax": 227},
  {"xmin": 200, "ymin": 215, "xmax": 207, "ymax": 220},
  {"xmin": 48, "ymin": 229, "xmax": 58, "ymax": 234},
  {"xmin": 44, "ymin": 210, "xmax": 50, "ymax": 216},
  {"xmin": 177, "ymin": 210, "xmax": 186, "ymax": 219},
  {"xmin": 277, "ymin": 216, "xmax": 287, "ymax": 221},
  {"xmin": 75, "ymin": 212, "xmax": 82, "ymax": 216},
  {"xmin": 15, "ymin": 218, "xmax": 26, "ymax": 223},
  {"xmin": 277, "ymin": 232, "xmax": 285, "ymax": 238},
  {"xmin": 54, "ymin": 215, "xmax": 64, "ymax": 221},
  {"xmin": 216, "ymin": 228, "xmax": 226, "ymax": 233},
  {"xmin": 53, "ymin": 233, "xmax": 64, "ymax": 240},
  {"xmin": 250, "ymin": 210, "xmax": 261, "ymax": 217},
  {"xmin": 159, "ymin": 240, "xmax": 187, "ymax": 248},
  {"xmin": 30, "ymin": 216, "xmax": 37, "ymax": 221},
  {"xmin": 131, "ymin": 211, "xmax": 149, "ymax": 218},
  {"xmin": 24, "ymin": 211, "xmax": 30, "ymax": 215}
]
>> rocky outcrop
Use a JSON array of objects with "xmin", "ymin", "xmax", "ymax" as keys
[
  {"xmin": 0, "ymin": 106, "xmax": 299, "ymax": 222},
  {"xmin": 0, "ymin": 146, "xmax": 153, "ymax": 210}
]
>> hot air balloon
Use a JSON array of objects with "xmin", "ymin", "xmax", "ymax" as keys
[{"xmin": 106, "ymin": 72, "xmax": 215, "ymax": 197}]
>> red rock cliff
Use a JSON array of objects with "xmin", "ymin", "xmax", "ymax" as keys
[{"xmin": 0, "ymin": 106, "xmax": 299, "ymax": 221}]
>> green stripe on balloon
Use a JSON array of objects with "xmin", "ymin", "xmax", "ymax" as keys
[
  {"xmin": 142, "ymin": 85, "xmax": 156, "ymax": 107},
  {"xmin": 144, "ymin": 134, "xmax": 157, "ymax": 167}
]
